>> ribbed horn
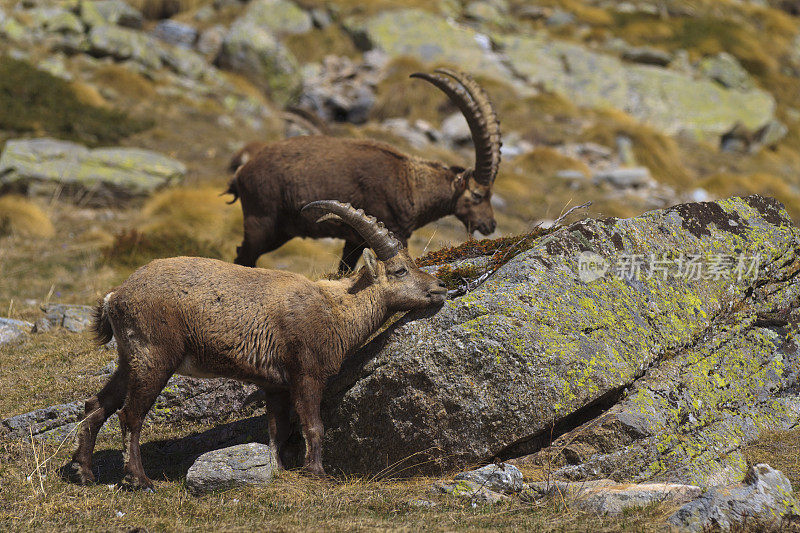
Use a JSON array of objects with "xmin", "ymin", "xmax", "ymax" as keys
[
  {"xmin": 301, "ymin": 200, "xmax": 403, "ymax": 261},
  {"xmin": 410, "ymin": 69, "xmax": 501, "ymax": 186}
]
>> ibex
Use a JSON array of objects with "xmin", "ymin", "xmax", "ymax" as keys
[
  {"xmin": 226, "ymin": 69, "xmax": 502, "ymax": 272},
  {"xmin": 66, "ymin": 201, "xmax": 447, "ymax": 490}
]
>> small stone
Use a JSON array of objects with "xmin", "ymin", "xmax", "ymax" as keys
[
  {"xmin": 454, "ymin": 463, "xmax": 524, "ymax": 494},
  {"xmin": 592, "ymin": 167, "xmax": 653, "ymax": 189},
  {"xmin": 440, "ymin": 112, "xmax": 471, "ymax": 145},
  {"xmin": 152, "ymin": 20, "xmax": 197, "ymax": 48},
  {"xmin": 92, "ymin": 0, "xmax": 144, "ymax": 29},
  {"xmin": 621, "ymin": 46, "xmax": 672, "ymax": 66},
  {"xmin": 545, "ymin": 9, "xmax": 575, "ymax": 27},
  {"xmin": 698, "ymin": 52, "xmax": 754, "ymax": 91},
  {"xmin": 186, "ymin": 443, "xmax": 277, "ymax": 494}
]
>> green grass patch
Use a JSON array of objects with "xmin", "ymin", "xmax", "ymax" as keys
[{"xmin": 0, "ymin": 56, "xmax": 152, "ymax": 146}]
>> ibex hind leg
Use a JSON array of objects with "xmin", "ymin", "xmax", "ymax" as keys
[
  {"xmin": 234, "ymin": 215, "xmax": 288, "ymax": 267},
  {"xmin": 66, "ymin": 366, "xmax": 129, "ymax": 485},
  {"xmin": 117, "ymin": 350, "xmax": 177, "ymax": 492}
]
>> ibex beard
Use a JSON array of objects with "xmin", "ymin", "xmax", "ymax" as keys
[{"xmin": 65, "ymin": 201, "xmax": 447, "ymax": 491}]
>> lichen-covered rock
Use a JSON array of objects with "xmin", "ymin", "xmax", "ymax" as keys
[
  {"xmin": 0, "ymin": 317, "xmax": 33, "ymax": 345},
  {"xmin": 215, "ymin": 19, "xmax": 301, "ymax": 105},
  {"xmin": 668, "ymin": 464, "xmax": 800, "ymax": 531},
  {"xmin": 499, "ymin": 34, "xmax": 775, "ymax": 141},
  {"xmin": 91, "ymin": 0, "xmax": 144, "ymax": 29},
  {"xmin": 574, "ymin": 482, "xmax": 701, "ymax": 516},
  {"xmin": 322, "ymin": 195, "xmax": 800, "ymax": 481},
  {"xmin": 88, "ymin": 24, "xmax": 162, "ymax": 69},
  {"xmin": 0, "ymin": 138, "xmax": 186, "ymax": 202},
  {"xmin": 238, "ymin": 0, "xmax": 312, "ymax": 37},
  {"xmin": 186, "ymin": 443, "xmax": 277, "ymax": 494},
  {"xmin": 349, "ymin": 9, "xmax": 512, "ymax": 83},
  {"xmin": 698, "ymin": 52, "xmax": 755, "ymax": 91}
]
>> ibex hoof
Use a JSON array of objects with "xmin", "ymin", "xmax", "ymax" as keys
[
  {"xmin": 62, "ymin": 461, "xmax": 95, "ymax": 485},
  {"xmin": 118, "ymin": 473, "xmax": 155, "ymax": 492}
]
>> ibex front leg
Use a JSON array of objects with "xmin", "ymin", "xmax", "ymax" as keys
[{"xmin": 291, "ymin": 374, "xmax": 326, "ymax": 477}]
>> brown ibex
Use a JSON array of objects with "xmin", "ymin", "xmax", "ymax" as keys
[
  {"xmin": 226, "ymin": 69, "xmax": 502, "ymax": 272},
  {"xmin": 66, "ymin": 201, "xmax": 447, "ymax": 490}
]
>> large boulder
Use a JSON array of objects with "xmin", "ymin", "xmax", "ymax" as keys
[
  {"xmin": 353, "ymin": 9, "xmax": 775, "ymax": 140},
  {"xmin": 321, "ymin": 195, "xmax": 800, "ymax": 482},
  {"xmin": 0, "ymin": 138, "xmax": 186, "ymax": 203}
]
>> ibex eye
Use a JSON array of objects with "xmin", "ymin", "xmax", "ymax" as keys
[{"xmin": 395, "ymin": 267, "xmax": 408, "ymax": 277}]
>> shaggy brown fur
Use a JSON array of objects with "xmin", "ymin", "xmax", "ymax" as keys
[
  {"xmin": 67, "ymin": 247, "xmax": 446, "ymax": 490},
  {"xmin": 227, "ymin": 70, "xmax": 502, "ymax": 273}
]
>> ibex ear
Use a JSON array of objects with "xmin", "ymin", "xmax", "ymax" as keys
[
  {"xmin": 451, "ymin": 167, "xmax": 467, "ymax": 191},
  {"xmin": 362, "ymin": 248, "xmax": 378, "ymax": 278}
]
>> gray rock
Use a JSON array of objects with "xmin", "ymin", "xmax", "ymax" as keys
[
  {"xmin": 88, "ymin": 24, "xmax": 162, "ymax": 69},
  {"xmin": 186, "ymin": 443, "xmax": 277, "ymax": 494},
  {"xmin": 321, "ymin": 195, "xmax": 800, "ymax": 482},
  {"xmin": 592, "ymin": 167, "xmax": 653, "ymax": 188},
  {"xmin": 698, "ymin": 52, "xmax": 754, "ymax": 91},
  {"xmin": 42, "ymin": 304, "xmax": 94, "ymax": 332},
  {"xmin": 298, "ymin": 55, "xmax": 380, "ymax": 124},
  {"xmin": 216, "ymin": 20, "xmax": 301, "ymax": 106},
  {"xmin": 310, "ymin": 8, "xmax": 331, "ymax": 28},
  {"xmin": 546, "ymin": 9, "xmax": 575, "ymax": 27},
  {"xmin": 152, "ymin": 19, "xmax": 197, "ymax": 48},
  {"xmin": 0, "ymin": 317, "xmax": 33, "ymax": 345},
  {"xmin": 669, "ymin": 464, "xmax": 800, "ymax": 531},
  {"xmin": 92, "ymin": 0, "xmax": 143, "ymax": 29},
  {"xmin": 621, "ymin": 46, "xmax": 672, "ymax": 66},
  {"xmin": 454, "ymin": 463, "xmax": 523, "ymax": 494},
  {"xmin": 0, "ymin": 138, "xmax": 186, "ymax": 203}
]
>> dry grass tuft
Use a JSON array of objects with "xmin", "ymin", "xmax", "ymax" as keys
[
  {"xmin": 371, "ymin": 56, "xmax": 460, "ymax": 124},
  {"xmin": 0, "ymin": 195, "xmax": 55, "ymax": 239},
  {"xmin": 581, "ymin": 109, "xmax": 694, "ymax": 188},
  {"xmin": 511, "ymin": 148, "xmax": 590, "ymax": 179},
  {"xmin": 105, "ymin": 187, "xmax": 242, "ymax": 266},
  {"xmin": 284, "ymin": 25, "xmax": 359, "ymax": 65}
]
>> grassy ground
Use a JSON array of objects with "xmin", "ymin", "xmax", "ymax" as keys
[{"xmin": 0, "ymin": 326, "xmax": 798, "ymax": 531}]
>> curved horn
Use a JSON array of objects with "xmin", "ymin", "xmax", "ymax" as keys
[
  {"xmin": 410, "ymin": 69, "xmax": 501, "ymax": 186},
  {"xmin": 301, "ymin": 200, "xmax": 403, "ymax": 261}
]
